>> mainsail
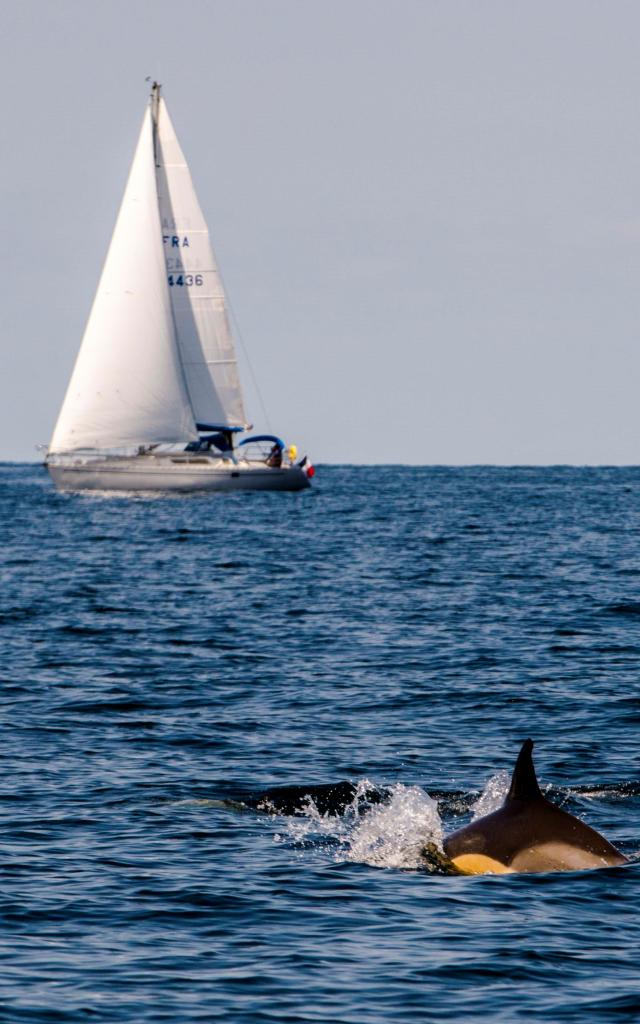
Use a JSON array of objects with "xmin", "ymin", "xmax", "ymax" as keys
[
  {"xmin": 154, "ymin": 93, "xmax": 247, "ymax": 429},
  {"xmin": 50, "ymin": 108, "xmax": 198, "ymax": 453}
]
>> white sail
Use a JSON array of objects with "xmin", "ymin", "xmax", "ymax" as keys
[
  {"xmin": 154, "ymin": 97, "xmax": 247, "ymax": 428},
  {"xmin": 50, "ymin": 108, "xmax": 198, "ymax": 453}
]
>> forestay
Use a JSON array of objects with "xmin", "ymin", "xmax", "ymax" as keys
[
  {"xmin": 154, "ymin": 97, "xmax": 247, "ymax": 429},
  {"xmin": 50, "ymin": 109, "xmax": 198, "ymax": 453}
]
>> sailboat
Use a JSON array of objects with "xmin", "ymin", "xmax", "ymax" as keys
[{"xmin": 46, "ymin": 83, "xmax": 312, "ymax": 493}]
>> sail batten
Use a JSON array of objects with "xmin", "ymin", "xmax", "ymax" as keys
[
  {"xmin": 50, "ymin": 108, "xmax": 198, "ymax": 453},
  {"xmin": 155, "ymin": 97, "xmax": 247, "ymax": 429}
]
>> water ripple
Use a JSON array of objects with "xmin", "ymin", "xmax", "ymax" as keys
[{"xmin": 1, "ymin": 465, "xmax": 640, "ymax": 1021}]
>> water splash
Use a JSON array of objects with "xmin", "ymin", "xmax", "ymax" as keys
[
  {"xmin": 343, "ymin": 784, "xmax": 443, "ymax": 869},
  {"xmin": 273, "ymin": 779, "xmax": 378, "ymax": 846},
  {"xmin": 275, "ymin": 781, "xmax": 443, "ymax": 870},
  {"xmin": 471, "ymin": 770, "xmax": 510, "ymax": 820},
  {"xmin": 569, "ymin": 782, "xmax": 640, "ymax": 801}
]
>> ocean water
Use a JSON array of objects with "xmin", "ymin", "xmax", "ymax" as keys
[{"xmin": 0, "ymin": 463, "xmax": 639, "ymax": 1023}]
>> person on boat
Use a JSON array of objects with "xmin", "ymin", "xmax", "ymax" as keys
[
  {"xmin": 266, "ymin": 443, "xmax": 283, "ymax": 468},
  {"xmin": 186, "ymin": 430, "xmax": 233, "ymax": 454}
]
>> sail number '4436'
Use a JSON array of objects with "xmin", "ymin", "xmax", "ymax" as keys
[{"xmin": 168, "ymin": 274, "xmax": 203, "ymax": 286}]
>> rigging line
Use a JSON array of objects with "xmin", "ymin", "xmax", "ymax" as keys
[{"xmin": 218, "ymin": 268, "xmax": 274, "ymax": 435}]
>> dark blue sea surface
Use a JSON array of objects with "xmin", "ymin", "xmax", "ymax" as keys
[{"xmin": 0, "ymin": 464, "xmax": 639, "ymax": 1022}]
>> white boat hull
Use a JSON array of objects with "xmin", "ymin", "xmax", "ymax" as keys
[{"xmin": 46, "ymin": 454, "xmax": 311, "ymax": 493}]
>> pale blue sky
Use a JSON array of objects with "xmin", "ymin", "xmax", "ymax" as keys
[{"xmin": 3, "ymin": 0, "xmax": 640, "ymax": 463}]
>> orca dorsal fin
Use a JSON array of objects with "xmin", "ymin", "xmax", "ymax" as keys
[{"xmin": 506, "ymin": 739, "xmax": 543, "ymax": 802}]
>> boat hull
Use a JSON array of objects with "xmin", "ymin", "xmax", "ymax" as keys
[{"xmin": 46, "ymin": 455, "xmax": 311, "ymax": 493}]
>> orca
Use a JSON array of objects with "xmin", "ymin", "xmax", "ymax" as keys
[{"xmin": 441, "ymin": 739, "xmax": 628, "ymax": 874}]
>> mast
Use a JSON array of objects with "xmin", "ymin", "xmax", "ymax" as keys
[{"xmin": 149, "ymin": 80, "xmax": 161, "ymax": 165}]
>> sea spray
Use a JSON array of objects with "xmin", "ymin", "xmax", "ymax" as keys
[
  {"xmin": 275, "ymin": 781, "xmax": 444, "ymax": 870},
  {"xmin": 471, "ymin": 771, "xmax": 510, "ymax": 820},
  {"xmin": 343, "ymin": 784, "xmax": 443, "ymax": 869}
]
